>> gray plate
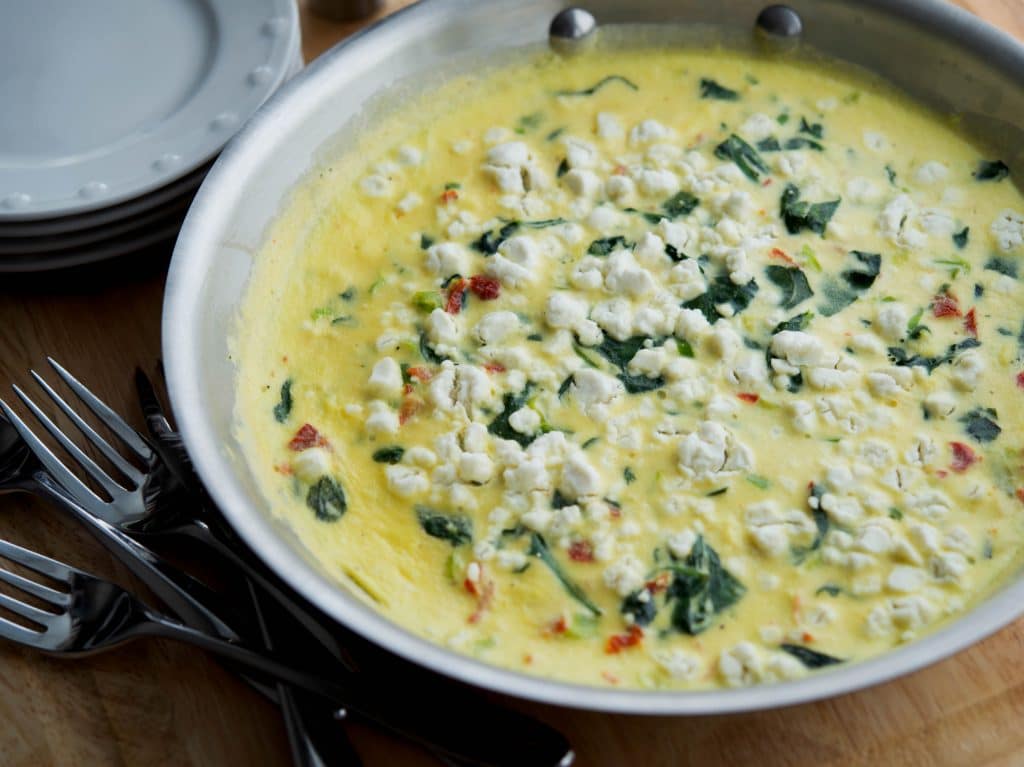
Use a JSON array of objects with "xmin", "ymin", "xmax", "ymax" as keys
[
  {"xmin": 0, "ymin": 195, "xmax": 193, "ymax": 255},
  {"xmin": 0, "ymin": 205, "xmax": 187, "ymax": 273},
  {"xmin": 0, "ymin": 162, "xmax": 210, "ymax": 239},
  {"xmin": 0, "ymin": 0, "xmax": 299, "ymax": 222}
]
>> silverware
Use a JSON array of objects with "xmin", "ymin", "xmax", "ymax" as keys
[
  {"xmin": 0, "ymin": 535, "xmax": 341, "ymax": 691},
  {"xmin": 0, "ymin": 366, "xmax": 353, "ymax": 767},
  {"xmin": 0, "ymin": 410, "xmax": 240, "ymax": 642},
  {"xmin": 2, "ymin": 363, "xmax": 575, "ymax": 766},
  {"xmin": 0, "ymin": 409, "xmax": 334, "ymax": 754},
  {"xmin": 13, "ymin": 359, "xmax": 351, "ymax": 663}
]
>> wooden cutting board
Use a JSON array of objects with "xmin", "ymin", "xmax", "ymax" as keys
[{"xmin": 0, "ymin": 1, "xmax": 1022, "ymax": 765}]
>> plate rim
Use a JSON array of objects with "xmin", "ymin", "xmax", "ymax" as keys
[{"xmin": 0, "ymin": 0, "xmax": 300, "ymax": 222}]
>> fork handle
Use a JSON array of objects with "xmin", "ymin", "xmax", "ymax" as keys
[{"xmin": 137, "ymin": 614, "xmax": 574, "ymax": 767}]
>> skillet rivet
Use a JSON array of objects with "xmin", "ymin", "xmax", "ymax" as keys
[
  {"xmin": 756, "ymin": 5, "xmax": 803, "ymax": 39},
  {"xmin": 549, "ymin": 7, "xmax": 596, "ymax": 53}
]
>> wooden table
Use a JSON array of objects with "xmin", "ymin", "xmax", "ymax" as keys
[{"xmin": 2, "ymin": 1, "xmax": 1023, "ymax": 764}]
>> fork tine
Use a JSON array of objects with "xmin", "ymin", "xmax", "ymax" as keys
[
  {"xmin": 31, "ymin": 370, "xmax": 143, "ymax": 486},
  {"xmin": 47, "ymin": 358, "xmax": 153, "ymax": 462},
  {"xmin": 0, "ymin": 399, "xmax": 104, "ymax": 508},
  {"xmin": 0, "ymin": 614, "xmax": 45, "ymax": 644},
  {"xmin": 12, "ymin": 385, "xmax": 127, "ymax": 499},
  {"xmin": 0, "ymin": 563, "xmax": 68, "ymax": 607},
  {"xmin": 0, "ymin": 538, "xmax": 77, "ymax": 583},
  {"xmin": 0, "ymin": 589, "xmax": 59, "ymax": 627}
]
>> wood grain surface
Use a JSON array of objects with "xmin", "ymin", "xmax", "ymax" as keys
[{"xmin": 1, "ymin": 1, "xmax": 1022, "ymax": 765}]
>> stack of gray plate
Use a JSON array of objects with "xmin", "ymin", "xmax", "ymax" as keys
[{"xmin": 0, "ymin": 0, "xmax": 301, "ymax": 273}]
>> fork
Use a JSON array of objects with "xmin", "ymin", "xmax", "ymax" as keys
[
  {"xmin": 0, "ymin": 536, "xmax": 349, "ymax": 690},
  {"xmin": 1, "ymin": 363, "xmax": 576, "ymax": 767},
  {"xmin": 12, "ymin": 359, "xmax": 351, "ymax": 663},
  {"xmin": 0, "ymin": 533, "xmax": 575, "ymax": 767},
  {"xmin": 0, "ymin": 372, "xmax": 355, "ymax": 767}
]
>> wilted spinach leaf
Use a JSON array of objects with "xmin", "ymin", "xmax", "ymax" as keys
[
  {"xmin": 953, "ymin": 227, "xmax": 969, "ymax": 249},
  {"xmin": 780, "ymin": 643, "xmax": 844, "ymax": 668},
  {"xmin": 592, "ymin": 336, "xmax": 668, "ymax": 394},
  {"xmin": 888, "ymin": 337, "xmax": 981, "ymax": 373},
  {"xmin": 784, "ymin": 137, "xmax": 824, "ymax": 151},
  {"xmin": 307, "ymin": 476, "xmax": 347, "ymax": 522},
  {"xmin": 372, "ymin": 446, "xmax": 405, "ymax": 464},
  {"xmin": 757, "ymin": 137, "xmax": 782, "ymax": 152},
  {"xmin": 665, "ymin": 536, "xmax": 745, "ymax": 635},
  {"xmin": 714, "ymin": 134, "xmax": 769, "ymax": 181},
  {"xmin": 419, "ymin": 329, "xmax": 447, "ymax": 364},
  {"xmin": 700, "ymin": 78, "xmax": 739, "ymax": 100},
  {"xmin": 765, "ymin": 265, "xmax": 814, "ymax": 310},
  {"xmin": 974, "ymin": 160, "xmax": 1009, "ymax": 181},
  {"xmin": 799, "ymin": 117, "xmax": 824, "ymax": 139},
  {"xmin": 488, "ymin": 385, "xmax": 537, "ymax": 447},
  {"xmin": 842, "ymin": 251, "xmax": 881, "ymax": 290},
  {"xmin": 618, "ymin": 372, "xmax": 666, "ymax": 394},
  {"xmin": 683, "ymin": 274, "xmax": 760, "ymax": 324},
  {"xmin": 773, "ymin": 311, "xmax": 814, "ymax": 334},
  {"xmin": 960, "ymin": 407, "xmax": 1001, "ymax": 443},
  {"xmin": 662, "ymin": 191, "xmax": 699, "ymax": 218},
  {"xmin": 555, "ymin": 74, "xmax": 639, "ymax": 97},
  {"xmin": 518, "ymin": 218, "xmax": 568, "ymax": 229},
  {"xmin": 416, "ymin": 506, "xmax": 472, "ymax": 546},
  {"xmin": 594, "ymin": 335, "xmax": 655, "ymax": 369},
  {"xmin": 588, "ymin": 236, "xmax": 631, "ymax": 256},
  {"xmin": 621, "ymin": 589, "xmax": 657, "ymax": 626},
  {"xmin": 819, "ymin": 251, "xmax": 881, "ymax": 317},
  {"xmin": 780, "ymin": 184, "xmax": 840, "ymax": 236},
  {"xmin": 273, "ymin": 379, "xmax": 293, "ymax": 423},
  {"xmin": 985, "ymin": 256, "xmax": 1018, "ymax": 278},
  {"xmin": 471, "ymin": 222, "xmax": 519, "ymax": 254},
  {"xmin": 528, "ymin": 533, "xmax": 602, "ymax": 615},
  {"xmin": 551, "ymin": 489, "xmax": 573, "ymax": 509}
]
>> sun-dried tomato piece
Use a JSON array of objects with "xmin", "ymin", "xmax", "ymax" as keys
[
  {"xmin": 950, "ymin": 441, "xmax": 979, "ymax": 473},
  {"xmin": 406, "ymin": 366, "xmax": 434, "ymax": 383},
  {"xmin": 469, "ymin": 275, "xmax": 501, "ymax": 300},
  {"xmin": 605, "ymin": 624, "xmax": 644, "ymax": 654},
  {"xmin": 964, "ymin": 308, "xmax": 978, "ymax": 336},
  {"xmin": 932, "ymin": 293, "xmax": 962, "ymax": 318},
  {"xmin": 288, "ymin": 423, "xmax": 326, "ymax": 451},
  {"xmin": 445, "ymin": 277, "xmax": 466, "ymax": 314},
  {"xmin": 568, "ymin": 540, "xmax": 595, "ymax": 563}
]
